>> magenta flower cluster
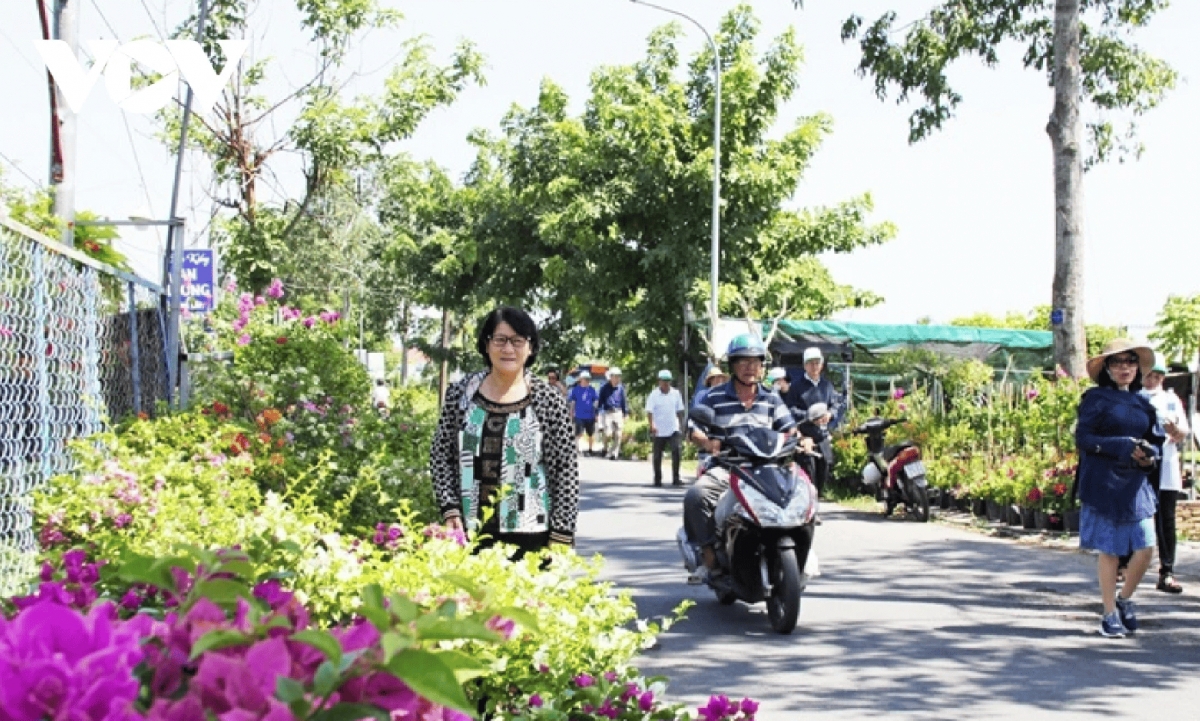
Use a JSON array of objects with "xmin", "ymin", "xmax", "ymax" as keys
[
  {"xmin": 371, "ymin": 522, "xmax": 404, "ymax": 550},
  {"xmin": 2, "ymin": 564, "xmax": 473, "ymax": 721},
  {"xmin": 697, "ymin": 695, "xmax": 759, "ymax": 721}
]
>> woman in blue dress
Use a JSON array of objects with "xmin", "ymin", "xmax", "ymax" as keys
[{"xmin": 1076, "ymin": 339, "xmax": 1165, "ymax": 638}]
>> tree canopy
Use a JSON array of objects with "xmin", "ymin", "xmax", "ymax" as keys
[{"xmin": 451, "ymin": 5, "xmax": 894, "ymax": 385}]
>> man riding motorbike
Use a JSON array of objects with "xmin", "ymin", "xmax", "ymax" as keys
[{"xmin": 684, "ymin": 334, "xmax": 806, "ymax": 584}]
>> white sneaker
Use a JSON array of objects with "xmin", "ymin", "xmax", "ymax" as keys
[{"xmin": 687, "ymin": 566, "xmax": 710, "ymax": 585}]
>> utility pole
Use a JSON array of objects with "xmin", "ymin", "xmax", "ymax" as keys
[
  {"xmin": 437, "ymin": 307, "xmax": 452, "ymax": 407},
  {"xmin": 48, "ymin": 0, "xmax": 78, "ymax": 247}
]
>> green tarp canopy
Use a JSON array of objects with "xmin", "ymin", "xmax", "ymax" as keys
[{"xmin": 759, "ymin": 319, "xmax": 1054, "ymax": 368}]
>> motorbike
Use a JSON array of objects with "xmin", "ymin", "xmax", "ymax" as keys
[
  {"xmin": 678, "ymin": 406, "xmax": 818, "ymax": 634},
  {"xmin": 851, "ymin": 416, "xmax": 930, "ymax": 522}
]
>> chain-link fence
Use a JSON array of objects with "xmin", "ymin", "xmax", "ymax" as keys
[{"xmin": 0, "ymin": 215, "xmax": 168, "ymax": 594}]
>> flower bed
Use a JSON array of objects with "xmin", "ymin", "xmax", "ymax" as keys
[{"xmin": 3, "ymin": 279, "xmax": 760, "ymax": 720}]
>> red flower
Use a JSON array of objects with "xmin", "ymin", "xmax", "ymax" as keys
[
  {"xmin": 230, "ymin": 433, "xmax": 251, "ymax": 455},
  {"xmin": 275, "ymin": 336, "xmax": 288, "ymax": 345},
  {"xmin": 1053, "ymin": 483, "xmax": 1068, "ymax": 497},
  {"xmin": 211, "ymin": 401, "xmax": 229, "ymax": 415},
  {"xmin": 1026, "ymin": 487, "xmax": 1043, "ymax": 503}
]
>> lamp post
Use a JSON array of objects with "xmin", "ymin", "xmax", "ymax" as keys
[{"xmin": 629, "ymin": 0, "xmax": 721, "ymax": 354}]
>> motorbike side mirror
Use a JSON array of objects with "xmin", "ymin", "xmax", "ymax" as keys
[{"xmin": 689, "ymin": 405, "xmax": 717, "ymax": 427}]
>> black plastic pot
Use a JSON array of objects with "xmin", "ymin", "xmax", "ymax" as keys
[
  {"xmin": 1020, "ymin": 507, "xmax": 1038, "ymax": 529},
  {"xmin": 985, "ymin": 500, "xmax": 1006, "ymax": 523},
  {"xmin": 1005, "ymin": 505, "xmax": 1022, "ymax": 526},
  {"xmin": 972, "ymin": 498, "xmax": 988, "ymax": 517},
  {"xmin": 1063, "ymin": 509, "xmax": 1081, "ymax": 533}
]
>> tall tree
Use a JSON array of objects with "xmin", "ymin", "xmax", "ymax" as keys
[
  {"xmin": 166, "ymin": 0, "xmax": 483, "ymax": 291},
  {"xmin": 838, "ymin": 0, "xmax": 1176, "ymax": 376},
  {"xmin": 1149, "ymin": 294, "xmax": 1200, "ymax": 367},
  {"xmin": 464, "ymin": 5, "xmax": 894, "ymax": 386}
]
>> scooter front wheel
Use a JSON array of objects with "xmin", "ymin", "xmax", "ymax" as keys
[
  {"xmin": 767, "ymin": 548, "xmax": 802, "ymax": 634},
  {"xmin": 908, "ymin": 481, "xmax": 930, "ymax": 522}
]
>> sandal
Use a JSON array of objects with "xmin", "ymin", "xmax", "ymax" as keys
[{"xmin": 1157, "ymin": 576, "xmax": 1184, "ymax": 594}]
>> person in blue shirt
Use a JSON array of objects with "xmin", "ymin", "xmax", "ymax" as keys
[
  {"xmin": 567, "ymin": 371, "xmax": 599, "ymax": 456},
  {"xmin": 1076, "ymin": 339, "xmax": 1164, "ymax": 638},
  {"xmin": 684, "ymin": 335, "xmax": 797, "ymax": 583},
  {"xmin": 597, "ymin": 367, "xmax": 630, "ymax": 459},
  {"xmin": 691, "ymin": 366, "xmax": 729, "ymax": 408}
]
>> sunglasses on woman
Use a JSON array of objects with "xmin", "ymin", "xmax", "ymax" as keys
[{"xmin": 1106, "ymin": 355, "xmax": 1140, "ymax": 368}]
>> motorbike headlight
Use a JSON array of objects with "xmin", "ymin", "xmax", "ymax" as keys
[{"xmin": 733, "ymin": 479, "xmax": 810, "ymax": 528}]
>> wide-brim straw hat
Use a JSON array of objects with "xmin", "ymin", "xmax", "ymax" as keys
[
  {"xmin": 705, "ymin": 366, "xmax": 728, "ymax": 381},
  {"xmin": 1085, "ymin": 338, "xmax": 1155, "ymax": 383}
]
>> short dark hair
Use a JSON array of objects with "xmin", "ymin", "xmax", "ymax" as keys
[
  {"xmin": 1096, "ymin": 363, "xmax": 1143, "ymax": 392},
  {"xmin": 546, "ymin": 368, "xmax": 560, "ymax": 379},
  {"xmin": 476, "ymin": 306, "xmax": 540, "ymax": 369}
]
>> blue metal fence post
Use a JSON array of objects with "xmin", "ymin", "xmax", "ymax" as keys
[{"xmin": 128, "ymin": 281, "xmax": 142, "ymax": 416}]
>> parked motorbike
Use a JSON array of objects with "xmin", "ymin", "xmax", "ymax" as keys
[
  {"xmin": 678, "ymin": 406, "xmax": 818, "ymax": 634},
  {"xmin": 851, "ymin": 416, "xmax": 930, "ymax": 522}
]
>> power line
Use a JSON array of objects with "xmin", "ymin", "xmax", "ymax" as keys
[
  {"xmin": 0, "ymin": 149, "xmax": 41, "ymax": 188},
  {"xmin": 0, "ymin": 23, "xmax": 43, "ymax": 73},
  {"xmin": 137, "ymin": 0, "xmax": 165, "ymax": 40},
  {"xmin": 87, "ymin": 0, "xmax": 119, "ymax": 38}
]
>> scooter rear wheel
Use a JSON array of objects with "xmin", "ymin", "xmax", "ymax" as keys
[
  {"xmin": 908, "ymin": 482, "xmax": 930, "ymax": 522},
  {"xmin": 767, "ymin": 548, "xmax": 802, "ymax": 634}
]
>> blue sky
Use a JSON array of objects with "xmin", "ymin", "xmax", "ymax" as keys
[{"xmin": 1, "ymin": 1, "xmax": 1196, "ymax": 335}]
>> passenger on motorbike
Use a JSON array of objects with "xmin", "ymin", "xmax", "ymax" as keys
[{"xmin": 684, "ymin": 334, "xmax": 801, "ymax": 583}]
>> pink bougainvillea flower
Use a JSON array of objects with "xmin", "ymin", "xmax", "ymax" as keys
[
  {"xmin": 254, "ymin": 296, "xmax": 266, "ymax": 307},
  {"xmin": 1026, "ymin": 387, "xmax": 1040, "ymax": 401},
  {"xmin": 740, "ymin": 697, "xmax": 760, "ymax": 715},
  {"xmin": 698, "ymin": 695, "xmax": 736, "ymax": 721},
  {"xmin": 892, "ymin": 388, "xmax": 906, "ymax": 400},
  {"xmin": 573, "ymin": 673, "xmax": 595, "ymax": 688},
  {"xmin": 528, "ymin": 693, "xmax": 543, "ymax": 708},
  {"xmin": 236, "ymin": 334, "xmax": 251, "ymax": 346},
  {"xmin": 639, "ymin": 690, "xmax": 656, "ymax": 711},
  {"xmin": 486, "ymin": 616, "xmax": 517, "ymax": 640},
  {"xmin": 265, "ymin": 278, "xmax": 284, "ymax": 299},
  {"xmin": 0, "ymin": 599, "xmax": 146, "ymax": 721},
  {"xmin": 302, "ymin": 317, "xmax": 316, "ymax": 329}
]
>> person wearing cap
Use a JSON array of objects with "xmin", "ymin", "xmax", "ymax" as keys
[
  {"xmin": 646, "ymin": 370, "xmax": 686, "ymax": 487},
  {"xmin": 1139, "ymin": 356, "xmax": 1189, "ymax": 594},
  {"xmin": 686, "ymin": 334, "xmax": 796, "ymax": 583},
  {"xmin": 786, "ymin": 347, "xmax": 843, "ymax": 498},
  {"xmin": 1077, "ymin": 338, "xmax": 1165, "ymax": 637},
  {"xmin": 567, "ymin": 370, "xmax": 600, "ymax": 456},
  {"xmin": 767, "ymin": 366, "xmax": 790, "ymax": 396},
  {"xmin": 597, "ymin": 367, "xmax": 630, "ymax": 460},
  {"xmin": 691, "ymin": 365, "xmax": 729, "ymax": 408}
]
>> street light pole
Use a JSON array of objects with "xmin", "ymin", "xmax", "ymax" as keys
[{"xmin": 629, "ymin": 0, "xmax": 721, "ymax": 354}]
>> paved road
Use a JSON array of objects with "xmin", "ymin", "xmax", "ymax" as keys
[{"xmin": 574, "ymin": 456, "xmax": 1200, "ymax": 720}]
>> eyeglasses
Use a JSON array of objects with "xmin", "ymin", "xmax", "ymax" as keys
[
  {"xmin": 489, "ymin": 335, "xmax": 529, "ymax": 350},
  {"xmin": 1106, "ymin": 355, "xmax": 1140, "ymax": 368}
]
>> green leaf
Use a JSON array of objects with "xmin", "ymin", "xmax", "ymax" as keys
[
  {"xmin": 291, "ymin": 629, "xmax": 343, "ymax": 665},
  {"xmin": 386, "ymin": 649, "xmax": 474, "ymax": 714},
  {"xmin": 311, "ymin": 704, "xmax": 389, "ymax": 721},
  {"xmin": 313, "ymin": 660, "xmax": 339, "ymax": 697},
  {"xmin": 436, "ymin": 649, "xmax": 490, "ymax": 684},
  {"xmin": 485, "ymin": 606, "xmax": 540, "ymax": 633},
  {"xmin": 193, "ymin": 579, "xmax": 251, "ymax": 606},
  {"xmin": 441, "ymin": 573, "xmax": 485, "ymax": 601},
  {"xmin": 381, "ymin": 630, "xmax": 413, "ymax": 662},
  {"xmin": 387, "ymin": 593, "xmax": 422, "ymax": 623},
  {"xmin": 360, "ymin": 584, "xmax": 384, "ymax": 610},
  {"xmin": 116, "ymin": 554, "xmax": 175, "ymax": 590},
  {"xmin": 358, "ymin": 604, "xmax": 391, "ymax": 632},
  {"xmin": 214, "ymin": 559, "xmax": 256, "ymax": 581},
  {"xmin": 275, "ymin": 676, "xmax": 306, "ymax": 704},
  {"xmin": 190, "ymin": 630, "xmax": 252, "ymax": 660},
  {"xmin": 413, "ymin": 616, "xmax": 500, "ymax": 643}
]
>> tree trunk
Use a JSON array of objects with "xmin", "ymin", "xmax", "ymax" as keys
[
  {"xmin": 437, "ymin": 307, "xmax": 451, "ymax": 408},
  {"xmin": 1047, "ymin": 0, "xmax": 1087, "ymax": 376}
]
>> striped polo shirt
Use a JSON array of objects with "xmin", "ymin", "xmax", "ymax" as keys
[{"xmin": 696, "ymin": 381, "xmax": 796, "ymax": 462}]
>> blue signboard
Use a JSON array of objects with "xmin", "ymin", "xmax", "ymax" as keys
[
  {"xmin": 181, "ymin": 249, "xmax": 216, "ymax": 313},
  {"xmin": 1050, "ymin": 308, "xmax": 1064, "ymax": 326}
]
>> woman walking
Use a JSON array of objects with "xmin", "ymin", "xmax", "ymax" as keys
[
  {"xmin": 429, "ymin": 307, "xmax": 580, "ymax": 557},
  {"xmin": 1076, "ymin": 339, "xmax": 1164, "ymax": 637}
]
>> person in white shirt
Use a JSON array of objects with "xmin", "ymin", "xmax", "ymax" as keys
[
  {"xmin": 1141, "ymin": 357, "xmax": 1190, "ymax": 593},
  {"xmin": 371, "ymin": 378, "xmax": 390, "ymax": 411},
  {"xmin": 646, "ymin": 370, "xmax": 686, "ymax": 487}
]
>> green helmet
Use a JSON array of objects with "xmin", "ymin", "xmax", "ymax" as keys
[{"xmin": 726, "ymin": 333, "xmax": 768, "ymax": 361}]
